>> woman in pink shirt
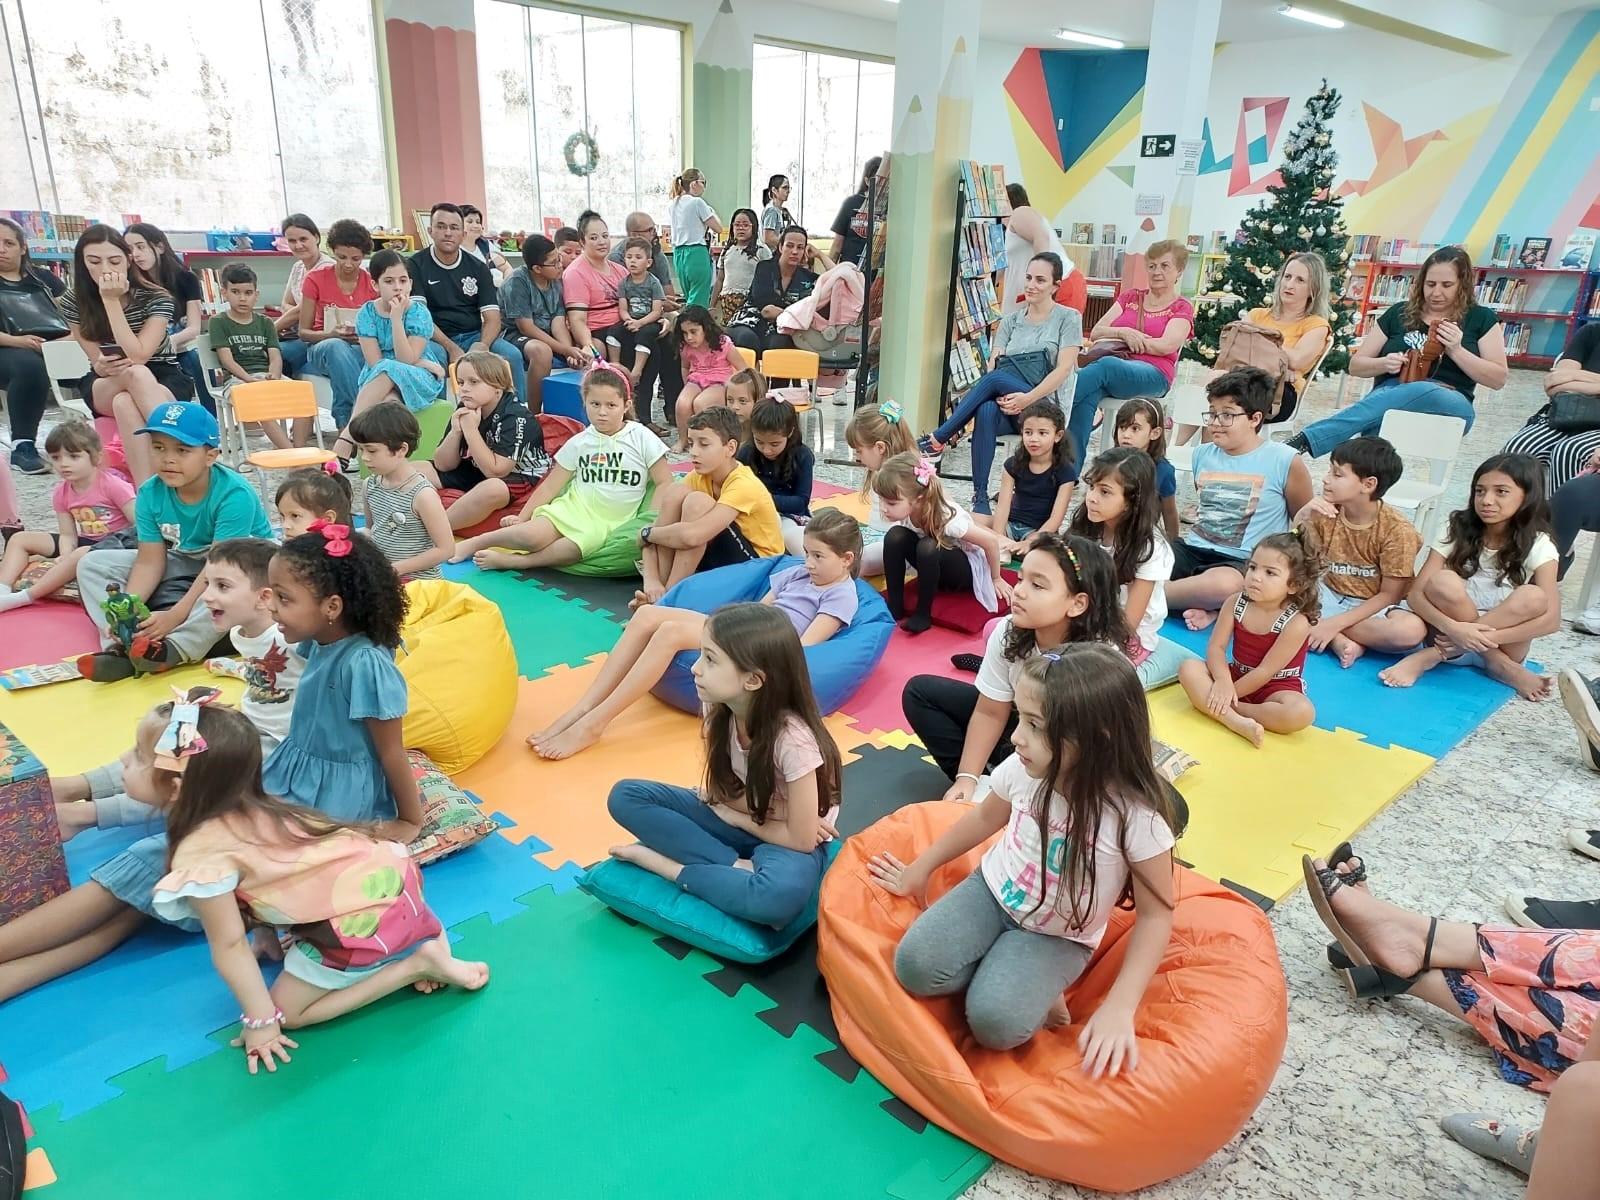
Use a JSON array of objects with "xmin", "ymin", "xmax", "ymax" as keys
[
  {"xmin": 563, "ymin": 210, "xmax": 629, "ymax": 361},
  {"xmin": 297, "ymin": 219, "xmax": 379, "ymax": 427},
  {"xmin": 1069, "ymin": 239, "xmax": 1193, "ymax": 460}
]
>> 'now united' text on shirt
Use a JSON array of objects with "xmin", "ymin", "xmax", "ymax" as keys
[{"xmin": 577, "ymin": 450, "xmax": 644, "ymax": 488}]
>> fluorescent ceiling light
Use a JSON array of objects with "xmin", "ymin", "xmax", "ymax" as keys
[
  {"xmin": 1277, "ymin": 5, "xmax": 1344, "ymax": 28},
  {"xmin": 1053, "ymin": 28, "xmax": 1125, "ymax": 49}
]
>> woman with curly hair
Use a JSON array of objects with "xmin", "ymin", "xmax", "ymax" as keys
[{"xmin": 298, "ymin": 218, "xmax": 379, "ymax": 427}]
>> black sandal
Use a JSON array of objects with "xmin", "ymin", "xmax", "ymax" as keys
[
  {"xmin": 1339, "ymin": 917, "xmax": 1436, "ymax": 1001},
  {"xmin": 1327, "ymin": 841, "xmax": 1367, "ymax": 886},
  {"xmin": 1302, "ymin": 853, "xmax": 1371, "ymax": 969}
]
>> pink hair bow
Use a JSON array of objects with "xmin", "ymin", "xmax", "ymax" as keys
[
  {"xmin": 308, "ymin": 519, "xmax": 353, "ymax": 558},
  {"xmin": 913, "ymin": 457, "xmax": 936, "ymax": 486},
  {"xmin": 585, "ymin": 359, "xmax": 633, "ymax": 400}
]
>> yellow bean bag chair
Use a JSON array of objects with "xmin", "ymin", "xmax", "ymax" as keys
[{"xmin": 397, "ymin": 580, "xmax": 516, "ymax": 774}]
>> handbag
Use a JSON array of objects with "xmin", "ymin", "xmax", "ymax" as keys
[
  {"xmin": 1399, "ymin": 326, "xmax": 1443, "ymax": 384},
  {"xmin": 0, "ymin": 277, "xmax": 68, "ymax": 339},
  {"xmin": 1216, "ymin": 320, "xmax": 1291, "ymax": 411},
  {"xmin": 1079, "ymin": 293, "xmax": 1144, "ymax": 366},
  {"xmin": 996, "ymin": 349, "xmax": 1052, "ymax": 389},
  {"xmin": 1547, "ymin": 392, "xmax": 1600, "ymax": 434}
]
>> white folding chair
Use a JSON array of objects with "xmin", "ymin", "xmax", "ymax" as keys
[
  {"xmin": 193, "ymin": 333, "xmax": 247, "ymax": 467},
  {"xmin": 1378, "ymin": 409, "xmax": 1467, "ymax": 548},
  {"xmin": 1579, "ymin": 539, "xmax": 1600, "ymax": 630},
  {"xmin": 1163, "ymin": 383, "xmax": 1210, "ymax": 487},
  {"xmin": 40, "ymin": 338, "xmax": 94, "ymax": 419}
]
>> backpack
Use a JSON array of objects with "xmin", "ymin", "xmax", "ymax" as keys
[{"xmin": 1215, "ymin": 321, "xmax": 1291, "ymax": 418}]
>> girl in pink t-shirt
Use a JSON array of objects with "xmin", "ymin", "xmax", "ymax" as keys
[
  {"xmin": 869, "ymin": 644, "xmax": 1179, "ymax": 1059},
  {"xmin": 603, "ymin": 603, "xmax": 843, "ymax": 929},
  {"xmin": 0, "ymin": 418, "xmax": 135, "ymax": 613},
  {"xmin": 671, "ymin": 305, "xmax": 748, "ymax": 450}
]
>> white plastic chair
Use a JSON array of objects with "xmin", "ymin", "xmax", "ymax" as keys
[
  {"xmin": 1163, "ymin": 383, "xmax": 1210, "ymax": 487},
  {"xmin": 40, "ymin": 338, "xmax": 94, "ymax": 419},
  {"xmin": 1378, "ymin": 409, "xmax": 1467, "ymax": 548}
]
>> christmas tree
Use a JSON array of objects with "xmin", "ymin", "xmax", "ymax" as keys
[{"xmin": 1184, "ymin": 81, "xmax": 1357, "ymax": 375}]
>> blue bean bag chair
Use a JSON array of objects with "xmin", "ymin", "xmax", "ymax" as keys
[{"xmin": 649, "ymin": 555, "xmax": 893, "ymax": 715}]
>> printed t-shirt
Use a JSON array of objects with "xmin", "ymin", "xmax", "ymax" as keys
[
  {"xmin": 979, "ymin": 752, "xmax": 1174, "ymax": 943},
  {"xmin": 1304, "ymin": 504, "xmax": 1421, "ymax": 600},
  {"xmin": 1184, "ymin": 439, "xmax": 1296, "ymax": 560},
  {"xmin": 207, "ymin": 311, "xmax": 279, "ymax": 375},
  {"xmin": 299, "ymin": 265, "xmax": 378, "ymax": 332},
  {"xmin": 619, "ymin": 273, "xmax": 666, "ymax": 320},
  {"xmin": 53, "ymin": 472, "xmax": 135, "ymax": 541},
  {"xmin": 1246, "ymin": 307, "xmax": 1331, "ymax": 390},
  {"xmin": 719, "ymin": 244, "xmax": 770, "ymax": 295},
  {"xmin": 685, "ymin": 462, "xmax": 784, "ymax": 557},
  {"xmin": 471, "ymin": 396, "xmax": 550, "ymax": 485},
  {"xmin": 228, "ymin": 622, "xmax": 305, "ymax": 747},
  {"xmin": 1109, "ymin": 289, "xmax": 1194, "ymax": 383},
  {"xmin": 563, "ymin": 256, "xmax": 629, "ymax": 332},
  {"xmin": 724, "ymin": 712, "xmax": 823, "ymax": 822},
  {"xmin": 553, "ymin": 422, "xmax": 667, "ymax": 526},
  {"xmin": 1373, "ymin": 302, "xmax": 1500, "ymax": 401},
  {"xmin": 831, "ymin": 189, "xmax": 869, "ymax": 266},
  {"xmin": 1003, "ymin": 455, "xmax": 1078, "ymax": 531},
  {"xmin": 134, "ymin": 463, "xmax": 272, "ymax": 555},
  {"xmin": 407, "ymin": 248, "xmax": 498, "ymax": 340},
  {"xmin": 607, "ymin": 240, "xmax": 674, "ymax": 291},
  {"xmin": 768, "ymin": 563, "xmax": 858, "ymax": 636}
]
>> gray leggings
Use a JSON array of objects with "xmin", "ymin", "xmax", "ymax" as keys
[{"xmin": 894, "ymin": 869, "xmax": 1092, "ymax": 1050}]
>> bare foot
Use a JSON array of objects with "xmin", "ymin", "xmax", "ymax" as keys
[
  {"xmin": 1487, "ymin": 655, "xmax": 1553, "ymax": 701},
  {"xmin": 54, "ymin": 799, "xmax": 97, "ymax": 843},
  {"xmin": 449, "ymin": 537, "xmax": 483, "ymax": 563},
  {"xmin": 532, "ymin": 712, "xmax": 605, "ymax": 760},
  {"xmin": 1183, "ymin": 608, "xmax": 1217, "ymax": 632},
  {"xmin": 1043, "ymin": 998, "xmax": 1072, "ymax": 1029},
  {"xmin": 1219, "ymin": 706, "xmax": 1265, "ymax": 747},
  {"xmin": 410, "ymin": 934, "xmax": 490, "ymax": 993},
  {"xmin": 608, "ymin": 842, "xmax": 684, "ymax": 883},
  {"xmin": 1311, "ymin": 860, "xmax": 1430, "ymax": 977},
  {"xmin": 629, "ymin": 584, "xmax": 664, "ymax": 612},
  {"xmin": 526, "ymin": 705, "xmax": 589, "ymax": 748},
  {"xmin": 473, "ymin": 549, "xmax": 524, "ymax": 572},
  {"xmin": 1379, "ymin": 646, "xmax": 1441, "ymax": 689},
  {"xmin": 1331, "ymin": 634, "xmax": 1365, "ymax": 669}
]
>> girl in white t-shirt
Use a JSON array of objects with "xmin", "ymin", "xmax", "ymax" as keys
[
  {"xmin": 668, "ymin": 168, "xmax": 721, "ymax": 310},
  {"xmin": 1068, "ymin": 446, "xmax": 1196, "ymax": 689},
  {"xmin": 1379, "ymin": 453, "xmax": 1560, "ymax": 700},
  {"xmin": 870, "ymin": 643, "xmax": 1178, "ymax": 1060},
  {"xmin": 874, "ymin": 451, "xmax": 1008, "ymax": 634},
  {"xmin": 450, "ymin": 365, "xmax": 672, "ymax": 571}
]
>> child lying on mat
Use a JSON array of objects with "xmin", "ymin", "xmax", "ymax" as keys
[
  {"xmin": 870, "ymin": 643, "xmax": 1177, "ymax": 1060},
  {"xmin": 530, "ymin": 509, "xmax": 862, "ymax": 760},
  {"xmin": 605, "ymin": 603, "xmax": 842, "ymax": 930},
  {"xmin": 450, "ymin": 364, "xmax": 672, "ymax": 572},
  {"xmin": 0, "ymin": 419, "xmax": 135, "ymax": 614},
  {"xmin": 146, "ymin": 700, "xmax": 485, "ymax": 1074}
]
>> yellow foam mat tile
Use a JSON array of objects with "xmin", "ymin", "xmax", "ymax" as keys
[
  {"xmin": 0, "ymin": 667, "xmax": 244, "ymax": 776},
  {"xmin": 456, "ymin": 656, "xmax": 882, "ymax": 873},
  {"xmin": 1146, "ymin": 686, "xmax": 1434, "ymax": 903},
  {"xmin": 24, "ymin": 1148, "xmax": 57, "ymax": 1190}
]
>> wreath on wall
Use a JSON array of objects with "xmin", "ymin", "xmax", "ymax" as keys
[{"xmin": 564, "ymin": 130, "xmax": 599, "ymax": 177}]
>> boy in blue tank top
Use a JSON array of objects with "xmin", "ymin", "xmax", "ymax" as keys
[{"xmin": 1166, "ymin": 367, "xmax": 1313, "ymax": 630}]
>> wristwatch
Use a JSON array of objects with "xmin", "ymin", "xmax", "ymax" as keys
[{"xmin": 639, "ymin": 524, "xmax": 654, "ymax": 546}]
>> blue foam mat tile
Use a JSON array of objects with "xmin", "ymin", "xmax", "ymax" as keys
[
  {"xmin": 1159, "ymin": 616, "xmax": 1518, "ymax": 758},
  {"xmin": 423, "ymin": 808, "xmax": 583, "ymax": 929}
]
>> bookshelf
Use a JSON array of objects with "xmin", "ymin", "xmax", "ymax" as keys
[
  {"xmin": 853, "ymin": 154, "xmax": 891, "ymax": 409},
  {"xmin": 938, "ymin": 161, "xmax": 1011, "ymax": 419}
]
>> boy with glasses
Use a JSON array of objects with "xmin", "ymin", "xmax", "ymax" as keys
[{"xmin": 1166, "ymin": 367, "xmax": 1314, "ymax": 630}]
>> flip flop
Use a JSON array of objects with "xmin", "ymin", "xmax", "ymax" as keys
[{"xmin": 1301, "ymin": 854, "xmax": 1371, "ymax": 969}]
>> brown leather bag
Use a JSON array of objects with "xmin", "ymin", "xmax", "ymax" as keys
[
  {"xmin": 1215, "ymin": 321, "xmax": 1291, "ymax": 411},
  {"xmin": 1079, "ymin": 293, "xmax": 1145, "ymax": 366},
  {"xmin": 1399, "ymin": 326, "xmax": 1443, "ymax": 383}
]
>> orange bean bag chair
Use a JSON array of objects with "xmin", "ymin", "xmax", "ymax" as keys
[{"xmin": 817, "ymin": 801, "xmax": 1287, "ymax": 1193}]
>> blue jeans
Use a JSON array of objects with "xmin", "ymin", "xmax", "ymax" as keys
[
  {"xmin": 607, "ymin": 779, "xmax": 826, "ymax": 928},
  {"xmin": 304, "ymin": 338, "xmax": 366, "ymax": 427},
  {"xmin": 454, "ymin": 328, "xmax": 528, "ymax": 403},
  {"xmin": 934, "ymin": 369, "xmax": 1028, "ymax": 515},
  {"xmin": 1298, "ymin": 379, "xmax": 1476, "ymax": 458},
  {"xmin": 279, "ymin": 337, "xmax": 310, "ymax": 377},
  {"xmin": 1069, "ymin": 357, "xmax": 1170, "ymax": 464}
]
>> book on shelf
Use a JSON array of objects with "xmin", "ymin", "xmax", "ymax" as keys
[
  {"xmin": 958, "ymin": 220, "xmax": 1007, "ymax": 278},
  {"xmin": 1208, "ymin": 230, "xmax": 1227, "ymax": 253},
  {"xmin": 1100, "ymin": 224, "xmax": 1118, "ymax": 245},
  {"xmin": 1490, "ymin": 233, "xmax": 1514, "ymax": 268},
  {"xmin": 1184, "ymin": 234, "xmax": 1203, "ymax": 253},
  {"xmin": 1500, "ymin": 321, "xmax": 1533, "ymax": 355},
  {"xmin": 1557, "ymin": 231, "xmax": 1596, "ymax": 271},
  {"xmin": 1070, "ymin": 222, "xmax": 1095, "ymax": 245},
  {"xmin": 959, "ymin": 161, "xmax": 1011, "ymax": 217},
  {"xmin": 1348, "ymin": 233, "xmax": 1380, "ymax": 259},
  {"xmin": 1475, "ymin": 275, "xmax": 1530, "ymax": 310},
  {"xmin": 1518, "ymin": 237, "xmax": 1552, "ymax": 270}
]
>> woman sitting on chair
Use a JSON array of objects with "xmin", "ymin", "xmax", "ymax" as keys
[
  {"xmin": 1244, "ymin": 251, "xmax": 1332, "ymax": 425},
  {"xmin": 728, "ymin": 226, "xmax": 832, "ymax": 358}
]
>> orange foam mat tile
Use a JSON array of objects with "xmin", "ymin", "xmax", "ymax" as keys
[{"xmin": 455, "ymin": 656, "xmax": 882, "ymax": 873}]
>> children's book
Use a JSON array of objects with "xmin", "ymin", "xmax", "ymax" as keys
[
  {"xmin": 1518, "ymin": 237, "xmax": 1552, "ymax": 269},
  {"xmin": 1557, "ymin": 231, "xmax": 1596, "ymax": 271},
  {"xmin": 0, "ymin": 661, "xmax": 83, "ymax": 690},
  {"xmin": 1489, "ymin": 233, "xmax": 1513, "ymax": 267}
]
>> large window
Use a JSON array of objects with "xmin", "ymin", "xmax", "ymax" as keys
[
  {"xmin": 0, "ymin": 0, "xmax": 389, "ymax": 229},
  {"xmin": 476, "ymin": 1, "xmax": 682, "ymax": 234},
  {"xmin": 752, "ymin": 44, "xmax": 893, "ymax": 232}
]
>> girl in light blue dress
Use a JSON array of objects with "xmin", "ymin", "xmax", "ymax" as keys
[{"xmin": 333, "ymin": 248, "xmax": 446, "ymax": 465}]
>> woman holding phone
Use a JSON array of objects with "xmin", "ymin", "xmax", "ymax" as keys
[{"xmin": 59, "ymin": 224, "xmax": 192, "ymax": 484}]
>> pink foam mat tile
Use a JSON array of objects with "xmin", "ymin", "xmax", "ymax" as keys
[
  {"xmin": 835, "ymin": 621, "xmax": 982, "ymax": 738},
  {"xmin": 0, "ymin": 600, "xmax": 98, "ymax": 672}
]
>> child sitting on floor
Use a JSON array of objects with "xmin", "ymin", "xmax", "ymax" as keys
[
  {"xmin": 1179, "ymin": 530, "xmax": 1319, "ymax": 746},
  {"xmin": 870, "ymin": 643, "xmax": 1177, "ymax": 1057},
  {"xmin": 605, "ymin": 603, "xmax": 842, "ymax": 930},
  {"xmin": 1378, "ymin": 452, "xmax": 1560, "ymax": 700},
  {"xmin": 275, "ymin": 466, "xmax": 353, "ymax": 539},
  {"xmin": 1165, "ymin": 368, "xmax": 1312, "ymax": 630},
  {"xmin": 739, "ymin": 395, "xmax": 815, "ymax": 547},
  {"xmin": 874, "ymin": 451, "xmax": 1007, "ymax": 634},
  {"xmin": 348, "ymin": 402, "xmax": 452, "ymax": 581},
  {"xmin": 147, "ymin": 699, "xmax": 486, "ymax": 1074},
  {"xmin": 844, "ymin": 400, "xmax": 916, "ymax": 575},
  {"xmin": 0, "ymin": 419, "xmax": 135, "ymax": 614},
  {"xmin": 451, "ymin": 365, "xmax": 671, "ymax": 572},
  {"xmin": 673, "ymin": 305, "xmax": 746, "ymax": 450},
  {"xmin": 420, "ymin": 351, "xmax": 550, "ymax": 531},
  {"xmin": 74, "ymin": 402, "xmax": 272, "ymax": 682},
  {"xmin": 1293, "ymin": 435, "xmax": 1423, "ymax": 668},
  {"xmin": 636, "ymin": 406, "xmax": 785, "ymax": 608},
  {"xmin": 977, "ymin": 398, "xmax": 1076, "ymax": 559},
  {"xmin": 1113, "ymin": 399, "xmax": 1179, "ymax": 541},
  {"xmin": 531, "ymin": 509, "xmax": 862, "ymax": 760},
  {"xmin": 1067, "ymin": 447, "xmax": 1194, "ymax": 689},
  {"xmin": 724, "ymin": 367, "xmax": 766, "ymax": 431}
]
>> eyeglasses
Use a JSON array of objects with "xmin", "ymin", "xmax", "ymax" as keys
[{"xmin": 1201, "ymin": 410, "xmax": 1246, "ymax": 426}]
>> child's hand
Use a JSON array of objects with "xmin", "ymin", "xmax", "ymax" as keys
[
  {"xmin": 867, "ymin": 852, "xmax": 927, "ymax": 901},
  {"xmin": 234, "ymin": 1025, "xmax": 297, "ymax": 1075},
  {"xmin": 1449, "ymin": 620, "xmax": 1497, "ymax": 654},
  {"xmin": 1299, "ymin": 497, "xmax": 1338, "ymax": 521},
  {"xmin": 1305, "ymin": 621, "xmax": 1341, "ymax": 652},
  {"xmin": 816, "ymin": 814, "xmax": 839, "ymax": 846},
  {"xmin": 1205, "ymin": 678, "xmax": 1236, "ymax": 716},
  {"xmin": 995, "ymin": 576, "xmax": 1015, "ymax": 605},
  {"xmin": 1078, "ymin": 1002, "xmax": 1139, "ymax": 1079},
  {"xmin": 137, "ymin": 608, "xmax": 182, "ymax": 642}
]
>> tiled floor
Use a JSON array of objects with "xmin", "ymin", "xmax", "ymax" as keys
[{"xmin": 6, "ymin": 365, "xmax": 1598, "ymax": 1199}]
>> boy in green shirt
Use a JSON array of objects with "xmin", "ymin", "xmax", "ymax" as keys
[{"xmin": 208, "ymin": 263, "xmax": 299, "ymax": 448}]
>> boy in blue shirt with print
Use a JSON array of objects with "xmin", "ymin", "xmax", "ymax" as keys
[{"xmin": 75, "ymin": 402, "xmax": 272, "ymax": 681}]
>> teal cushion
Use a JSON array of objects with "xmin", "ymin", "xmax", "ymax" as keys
[{"xmin": 579, "ymin": 841, "xmax": 840, "ymax": 963}]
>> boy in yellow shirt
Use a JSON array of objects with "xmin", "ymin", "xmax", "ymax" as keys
[{"xmin": 634, "ymin": 405, "xmax": 783, "ymax": 608}]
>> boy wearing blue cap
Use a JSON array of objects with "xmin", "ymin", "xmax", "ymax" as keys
[{"xmin": 74, "ymin": 402, "xmax": 272, "ymax": 681}]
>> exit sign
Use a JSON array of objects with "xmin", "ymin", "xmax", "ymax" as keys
[{"xmin": 1140, "ymin": 134, "xmax": 1176, "ymax": 158}]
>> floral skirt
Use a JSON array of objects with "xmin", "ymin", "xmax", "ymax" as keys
[
  {"xmin": 1445, "ymin": 925, "xmax": 1600, "ymax": 1092},
  {"xmin": 714, "ymin": 293, "xmax": 746, "ymax": 326}
]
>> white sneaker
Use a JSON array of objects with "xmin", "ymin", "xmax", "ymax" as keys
[{"xmin": 1574, "ymin": 608, "xmax": 1600, "ymax": 636}]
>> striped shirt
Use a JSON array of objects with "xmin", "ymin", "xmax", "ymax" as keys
[
  {"xmin": 60, "ymin": 286, "xmax": 177, "ymax": 362},
  {"xmin": 365, "ymin": 473, "xmax": 441, "ymax": 580}
]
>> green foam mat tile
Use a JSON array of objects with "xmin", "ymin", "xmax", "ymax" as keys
[
  {"xmin": 30, "ymin": 887, "xmax": 989, "ymax": 1200},
  {"xmin": 454, "ymin": 568, "xmax": 623, "ymax": 678}
]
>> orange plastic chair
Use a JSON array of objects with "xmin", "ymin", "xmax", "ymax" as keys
[
  {"xmin": 759, "ymin": 347, "xmax": 823, "ymax": 441},
  {"xmin": 228, "ymin": 379, "xmax": 338, "ymax": 506},
  {"xmin": 735, "ymin": 345, "xmax": 758, "ymax": 370}
]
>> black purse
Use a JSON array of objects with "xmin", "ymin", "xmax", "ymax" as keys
[
  {"xmin": 996, "ymin": 349, "xmax": 1053, "ymax": 389},
  {"xmin": 1547, "ymin": 392, "xmax": 1600, "ymax": 434},
  {"xmin": 0, "ymin": 277, "xmax": 68, "ymax": 339}
]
